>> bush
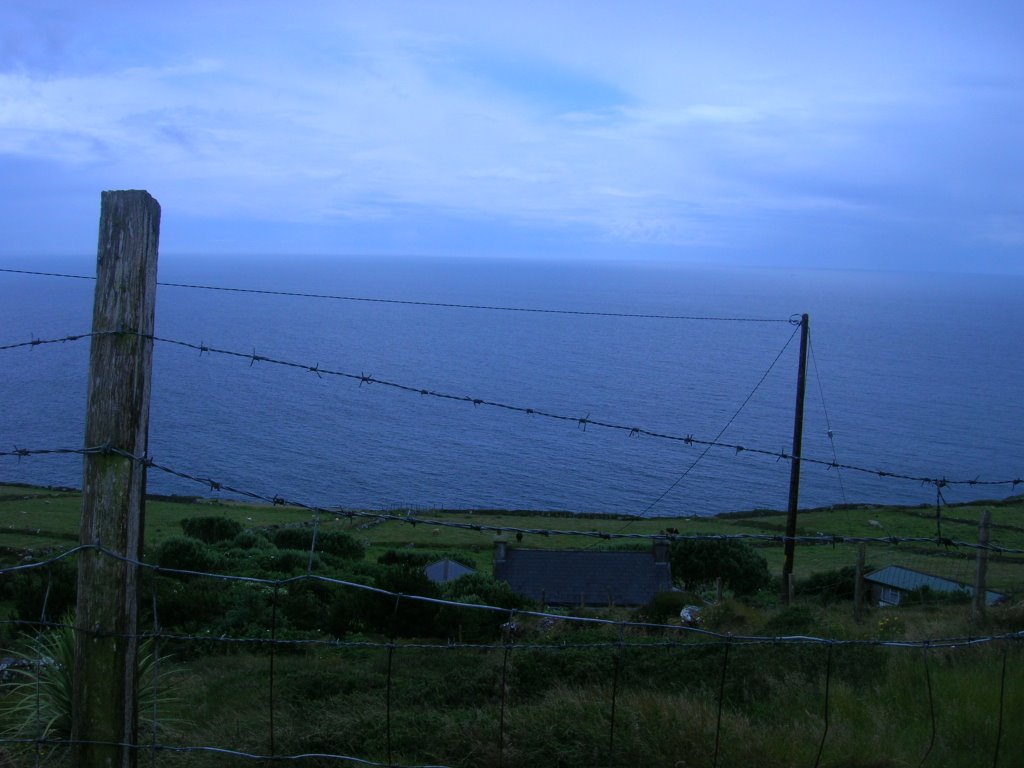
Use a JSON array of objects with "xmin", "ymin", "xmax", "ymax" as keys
[
  {"xmin": 9, "ymin": 560, "xmax": 77, "ymax": 623},
  {"xmin": 155, "ymin": 536, "xmax": 220, "ymax": 572},
  {"xmin": 273, "ymin": 528, "xmax": 364, "ymax": 560},
  {"xmin": 441, "ymin": 573, "xmax": 526, "ymax": 610},
  {"xmin": 232, "ymin": 530, "xmax": 272, "ymax": 550},
  {"xmin": 435, "ymin": 574, "xmax": 529, "ymax": 641},
  {"xmin": 180, "ymin": 516, "xmax": 243, "ymax": 544},
  {"xmin": 257, "ymin": 549, "xmax": 310, "ymax": 574},
  {"xmin": 634, "ymin": 591, "xmax": 696, "ymax": 625},
  {"xmin": 361, "ymin": 567, "xmax": 441, "ymax": 637},
  {"xmin": 796, "ymin": 566, "xmax": 858, "ymax": 603},
  {"xmin": 281, "ymin": 580, "xmax": 334, "ymax": 631},
  {"xmin": 669, "ymin": 539, "xmax": 771, "ymax": 596}
]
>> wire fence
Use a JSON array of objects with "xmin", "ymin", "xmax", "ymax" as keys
[
  {"xmin": 1, "ymin": 541, "xmax": 1021, "ymax": 767},
  {"xmin": 2, "ymin": 269, "xmax": 1023, "ymax": 766},
  {"xmin": 2, "ymin": 450, "xmax": 1023, "ymax": 762},
  {"xmin": 5, "ymin": 332, "xmax": 1022, "ymax": 493}
]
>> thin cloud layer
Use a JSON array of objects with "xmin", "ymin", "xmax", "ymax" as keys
[{"xmin": 1, "ymin": 1, "xmax": 1022, "ymax": 271}]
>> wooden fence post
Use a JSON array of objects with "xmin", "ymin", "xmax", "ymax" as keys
[
  {"xmin": 72, "ymin": 190, "xmax": 160, "ymax": 768},
  {"xmin": 973, "ymin": 511, "xmax": 991, "ymax": 623}
]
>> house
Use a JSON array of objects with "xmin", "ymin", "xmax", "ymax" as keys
[
  {"xmin": 864, "ymin": 564, "xmax": 1006, "ymax": 607},
  {"xmin": 424, "ymin": 558, "xmax": 476, "ymax": 584},
  {"xmin": 492, "ymin": 539, "xmax": 672, "ymax": 606}
]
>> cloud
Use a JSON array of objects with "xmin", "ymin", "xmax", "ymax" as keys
[{"xmin": 0, "ymin": 1, "xmax": 1022, "ymax": 270}]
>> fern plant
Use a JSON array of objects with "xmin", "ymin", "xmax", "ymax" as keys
[{"xmin": 0, "ymin": 616, "xmax": 179, "ymax": 751}]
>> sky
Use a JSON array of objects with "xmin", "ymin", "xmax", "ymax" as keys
[{"xmin": 1, "ymin": 1, "xmax": 1022, "ymax": 273}]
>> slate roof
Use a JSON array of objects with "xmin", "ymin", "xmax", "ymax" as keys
[
  {"xmin": 424, "ymin": 558, "xmax": 476, "ymax": 584},
  {"xmin": 493, "ymin": 541, "xmax": 672, "ymax": 606},
  {"xmin": 864, "ymin": 564, "xmax": 1006, "ymax": 606}
]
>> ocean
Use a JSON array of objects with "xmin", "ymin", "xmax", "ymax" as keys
[{"xmin": 2, "ymin": 255, "xmax": 1021, "ymax": 517}]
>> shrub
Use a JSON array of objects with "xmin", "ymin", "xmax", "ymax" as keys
[
  {"xmin": 273, "ymin": 528, "xmax": 364, "ymax": 560},
  {"xmin": 441, "ymin": 573, "xmax": 526, "ymax": 610},
  {"xmin": 361, "ymin": 567, "xmax": 440, "ymax": 637},
  {"xmin": 0, "ymin": 614, "xmax": 177, "ymax": 749},
  {"xmin": 9, "ymin": 560, "xmax": 77, "ymax": 623},
  {"xmin": 180, "ymin": 516, "xmax": 243, "ymax": 544},
  {"xmin": 142, "ymin": 573, "xmax": 225, "ymax": 631},
  {"xmin": 232, "ymin": 530, "xmax": 272, "ymax": 550},
  {"xmin": 435, "ymin": 574, "xmax": 529, "ymax": 641},
  {"xmin": 669, "ymin": 539, "xmax": 771, "ymax": 596},
  {"xmin": 796, "ymin": 566, "xmax": 858, "ymax": 603},
  {"xmin": 155, "ymin": 536, "xmax": 220, "ymax": 572},
  {"xmin": 634, "ymin": 591, "xmax": 697, "ymax": 625},
  {"xmin": 282, "ymin": 581, "xmax": 334, "ymax": 631},
  {"xmin": 257, "ymin": 549, "xmax": 310, "ymax": 574}
]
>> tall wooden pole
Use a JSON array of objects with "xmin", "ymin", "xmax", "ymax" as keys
[
  {"xmin": 781, "ymin": 314, "xmax": 809, "ymax": 604},
  {"xmin": 72, "ymin": 190, "xmax": 160, "ymax": 768}
]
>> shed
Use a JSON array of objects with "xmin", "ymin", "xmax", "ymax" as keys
[
  {"xmin": 424, "ymin": 558, "xmax": 476, "ymax": 584},
  {"xmin": 492, "ymin": 539, "xmax": 672, "ymax": 606},
  {"xmin": 864, "ymin": 564, "xmax": 1006, "ymax": 607}
]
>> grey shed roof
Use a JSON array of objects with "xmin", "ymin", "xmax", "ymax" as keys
[
  {"xmin": 424, "ymin": 558, "xmax": 476, "ymax": 584},
  {"xmin": 865, "ymin": 565, "xmax": 1006, "ymax": 606},
  {"xmin": 493, "ymin": 542, "xmax": 672, "ymax": 606}
]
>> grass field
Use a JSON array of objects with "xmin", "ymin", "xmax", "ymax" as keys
[
  {"xmin": 2, "ymin": 483, "xmax": 1023, "ymax": 767},
  {"xmin": 4, "ymin": 483, "xmax": 1022, "ymax": 592}
]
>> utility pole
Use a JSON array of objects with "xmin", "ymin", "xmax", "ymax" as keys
[
  {"xmin": 72, "ymin": 190, "xmax": 160, "ymax": 768},
  {"xmin": 781, "ymin": 313, "xmax": 809, "ymax": 604}
]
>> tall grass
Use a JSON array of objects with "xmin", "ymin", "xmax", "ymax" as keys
[{"xmin": 109, "ymin": 635, "xmax": 1021, "ymax": 768}]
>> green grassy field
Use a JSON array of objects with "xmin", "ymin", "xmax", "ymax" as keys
[
  {"xmin": 2, "ymin": 483, "xmax": 1023, "ymax": 767},
  {"xmin": 4, "ymin": 483, "xmax": 1024, "ymax": 592}
]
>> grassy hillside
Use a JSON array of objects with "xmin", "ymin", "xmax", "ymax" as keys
[
  {"xmin": 4, "ymin": 483, "xmax": 1022, "ymax": 591},
  {"xmin": 2, "ymin": 484, "xmax": 1022, "ymax": 767}
]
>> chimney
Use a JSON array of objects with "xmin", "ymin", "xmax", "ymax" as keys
[{"xmin": 494, "ymin": 539, "xmax": 507, "ymax": 563}]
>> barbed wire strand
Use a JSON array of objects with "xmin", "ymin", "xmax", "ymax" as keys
[
  {"xmin": 4, "ymin": 332, "xmax": 1023, "ymax": 491},
  {"xmin": 4, "ymin": 445, "xmax": 1024, "ymax": 556},
  {"xmin": 0, "ymin": 267, "xmax": 793, "ymax": 323}
]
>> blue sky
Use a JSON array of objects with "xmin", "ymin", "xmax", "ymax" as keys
[{"xmin": 1, "ymin": 1, "xmax": 1022, "ymax": 273}]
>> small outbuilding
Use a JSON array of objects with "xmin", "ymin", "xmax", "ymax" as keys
[
  {"xmin": 492, "ymin": 539, "xmax": 672, "ymax": 607},
  {"xmin": 424, "ymin": 558, "xmax": 476, "ymax": 584},
  {"xmin": 864, "ymin": 564, "xmax": 1006, "ymax": 607}
]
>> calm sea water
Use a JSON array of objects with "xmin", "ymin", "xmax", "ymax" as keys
[{"xmin": 2, "ymin": 255, "xmax": 1021, "ymax": 517}]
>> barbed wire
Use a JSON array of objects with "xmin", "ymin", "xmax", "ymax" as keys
[
  {"xmin": 3, "ymin": 331, "xmax": 1022, "ymax": 492},
  {"xmin": 0, "ymin": 333, "xmax": 97, "ymax": 352},
  {"xmin": 3, "ymin": 262, "xmax": 1018, "ymax": 768},
  {"xmin": 3, "ymin": 547, "xmax": 1023, "ymax": 648},
  {"xmin": 0, "ymin": 267, "xmax": 793, "ymax": 323},
  {"xmin": 4, "ymin": 445, "xmax": 1024, "ymax": 554}
]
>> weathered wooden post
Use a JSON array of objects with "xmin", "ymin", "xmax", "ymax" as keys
[
  {"xmin": 72, "ymin": 190, "xmax": 160, "ymax": 768},
  {"xmin": 973, "ymin": 510, "xmax": 991, "ymax": 622}
]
